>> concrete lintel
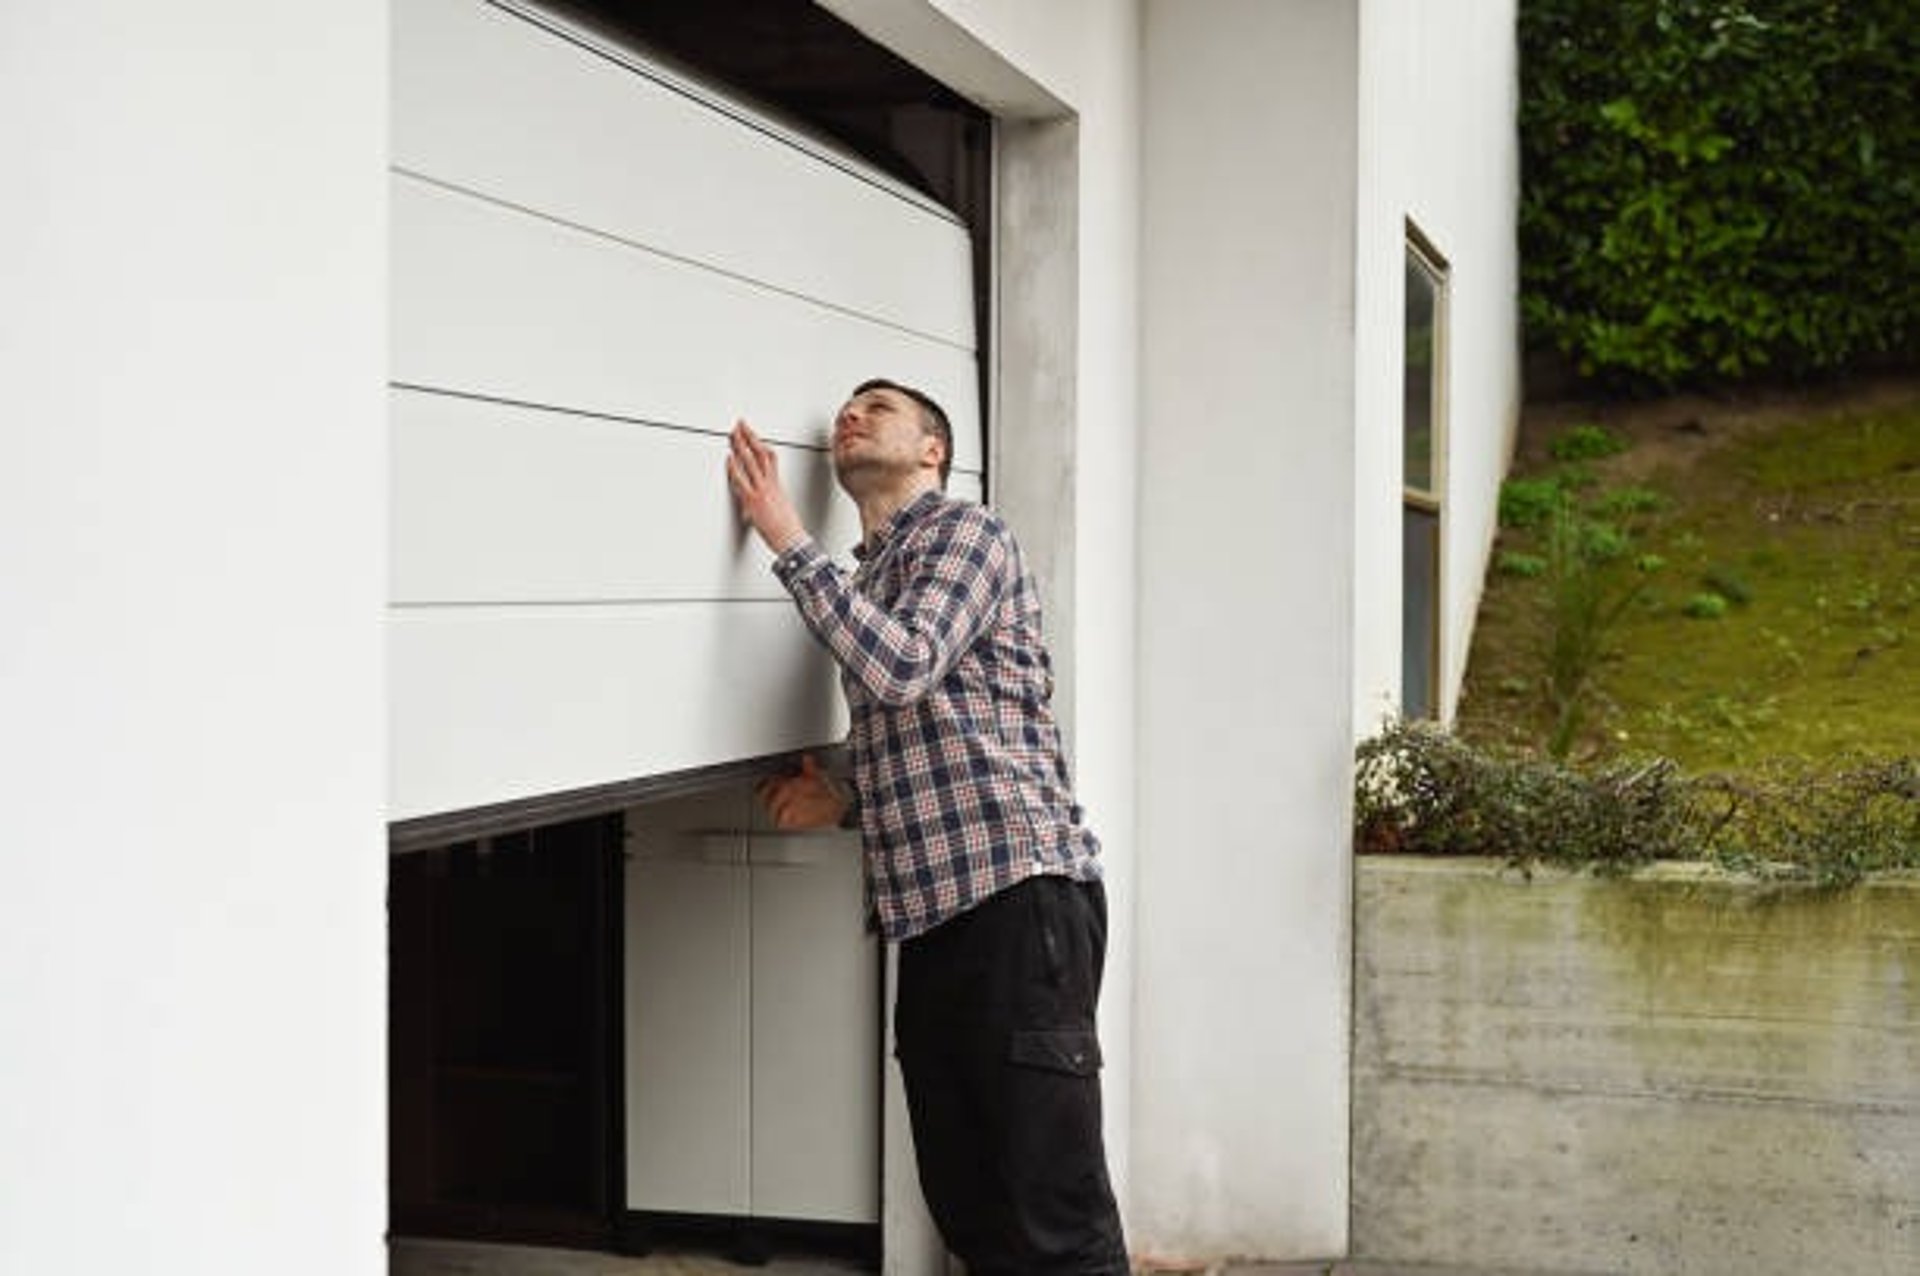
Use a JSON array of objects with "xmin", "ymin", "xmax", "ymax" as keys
[{"xmin": 815, "ymin": 0, "xmax": 1071, "ymax": 118}]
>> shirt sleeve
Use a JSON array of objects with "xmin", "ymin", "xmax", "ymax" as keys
[{"xmin": 771, "ymin": 508, "xmax": 1010, "ymax": 708}]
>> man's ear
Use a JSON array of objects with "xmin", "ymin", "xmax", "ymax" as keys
[{"xmin": 921, "ymin": 433, "xmax": 946, "ymax": 473}]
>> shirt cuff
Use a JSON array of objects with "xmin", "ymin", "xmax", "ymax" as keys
[{"xmin": 771, "ymin": 538, "xmax": 828, "ymax": 585}]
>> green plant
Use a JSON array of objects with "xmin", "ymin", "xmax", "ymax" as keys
[
  {"xmin": 1540, "ymin": 495, "xmax": 1662, "ymax": 758},
  {"xmin": 1354, "ymin": 720, "xmax": 1920, "ymax": 886},
  {"xmin": 1549, "ymin": 423, "xmax": 1629, "ymax": 462},
  {"xmin": 1519, "ymin": 0, "xmax": 1920, "ymax": 389},
  {"xmin": 1556, "ymin": 461, "xmax": 1602, "ymax": 491},
  {"xmin": 1683, "ymin": 592, "xmax": 1731, "ymax": 619},
  {"xmin": 1499, "ymin": 476, "xmax": 1566, "ymax": 529},
  {"xmin": 1488, "ymin": 430, "xmax": 1673, "ymax": 759},
  {"xmin": 1498, "ymin": 551, "xmax": 1549, "ymax": 578},
  {"xmin": 1354, "ymin": 719, "xmax": 1697, "ymax": 871},
  {"xmin": 1693, "ymin": 757, "xmax": 1920, "ymax": 885},
  {"xmin": 1593, "ymin": 485, "xmax": 1666, "ymax": 518},
  {"xmin": 1573, "ymin": 517, "xmax": 1630, "ymax": 561}
]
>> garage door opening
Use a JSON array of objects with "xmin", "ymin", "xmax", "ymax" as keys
[
  {"xmin": 389, "ymin": 815, "xmax": 623, "ymax": 1249},
  {"xmin": 389, "ymin": 780, "xmax": 880, "ymax": 1270}
]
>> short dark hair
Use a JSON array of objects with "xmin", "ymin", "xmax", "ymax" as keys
[{"xmin": 852, "ymin": 377, "xmax": 953, "ymax": 487}]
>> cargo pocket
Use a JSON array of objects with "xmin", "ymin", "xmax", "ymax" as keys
[{"xmin": 1008, "ymin": 1028, "xmax": 1102, "ymax": 1076}]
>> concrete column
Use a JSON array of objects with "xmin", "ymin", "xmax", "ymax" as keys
[{"xmin": 1135, "ymin": 0, "xmax": 1359, "ymax": 1260}]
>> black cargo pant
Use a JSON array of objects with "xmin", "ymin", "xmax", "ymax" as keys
[{"xmin": 894, "ymin": 874, "xmax": 1129, "ymax": 1276}]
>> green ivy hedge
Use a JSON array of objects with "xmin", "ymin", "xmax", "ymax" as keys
[{"xmin": 1520, "ymin": 0, "xmax": 1920, "ymax": 389}]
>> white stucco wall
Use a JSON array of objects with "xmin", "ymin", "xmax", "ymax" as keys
[
  {"xmin": 1135, "ymin": 0, "xmax": 1359, "ymax": 1261},
  {"xmin": 0, "ymin": 4, "xmax": 388, "ymax": 1274},
  {"xmin": 1351, "ymin": 0, "xmax": 1522, "ymax": 735}
]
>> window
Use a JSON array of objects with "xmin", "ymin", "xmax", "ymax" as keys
[{"xmin": 1402, "ymin": 232, "xmax": 1447, "ymax": 720}]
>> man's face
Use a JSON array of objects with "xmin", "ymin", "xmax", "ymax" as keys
[{"xmin": 831, "ymin": 386, "xmax": 942, "ymax": 488}]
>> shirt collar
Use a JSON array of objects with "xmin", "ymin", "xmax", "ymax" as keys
[{"xmin": 853, "ymin": 488, "xmax": 944, "ymax": 562}]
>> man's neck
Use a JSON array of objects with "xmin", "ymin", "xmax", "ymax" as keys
[{"xmin": 855, "ymin": 476, "xmax": 940, "ymax": 545}]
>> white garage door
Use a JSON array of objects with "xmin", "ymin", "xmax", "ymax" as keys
[{"xmin": 390, "ymin": 0, "xmax": 982, "ymax": 821}]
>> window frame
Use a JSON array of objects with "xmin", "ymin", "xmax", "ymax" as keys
[{"xmin": 1401, "ymin": 224, "xmax": 1449, "ymax": 721}]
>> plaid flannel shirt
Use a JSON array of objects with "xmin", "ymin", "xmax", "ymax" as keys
[{"xmin": 771, "ymin": 489, "xmax": 1102, "ymax": 941}]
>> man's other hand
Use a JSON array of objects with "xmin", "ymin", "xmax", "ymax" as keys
[
  {"xmin": 726, "ymin": 419, "xmax": 809, "ymax": 554},
  {"xmin": 756, "ymin": 754, "xmax": 851, "ymax": 831}
]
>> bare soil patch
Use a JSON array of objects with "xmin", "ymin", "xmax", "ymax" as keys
[{"xmin": 1518, "ymin": 370, "xmax": 1920, "ymax": 485}]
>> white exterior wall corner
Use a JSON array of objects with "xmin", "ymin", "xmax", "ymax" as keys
[
  {"xmin": 1136, "ymin": 0, "xmax": 1358, "ymax": 1262},
  {"xmin": 1350, "ymin": 0, "xmax": 1522, "ymax": 736},
  {"xmin": 820, "ymin": 0, "xmax": 1147, "ymax": 1246},
  {"xmin": 0, "ymin": 4, "xmax": 388, "ymax": 1275}
]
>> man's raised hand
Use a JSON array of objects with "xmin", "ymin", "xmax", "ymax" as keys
[{"xmin": 726, "ymin": 419, "xmax": 809, "ymax": 554}]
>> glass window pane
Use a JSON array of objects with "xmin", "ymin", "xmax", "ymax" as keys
[
  {"xmin": 1402, "ymin": 504, "xmax": 1439, "ymax": 720},
  {"xmin": 1403, "ymin": 254, "xmax": 1437, "ymax": 495}
]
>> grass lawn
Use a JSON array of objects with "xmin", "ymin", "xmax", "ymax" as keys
[{"xmin": 1457, "ymin": 374, "xmax": 1920, "ymax": 771}]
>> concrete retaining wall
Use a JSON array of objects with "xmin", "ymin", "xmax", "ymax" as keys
[{"xmin": 1352, "ymin": 857, "xmax": 1920, "ymax": 1275}]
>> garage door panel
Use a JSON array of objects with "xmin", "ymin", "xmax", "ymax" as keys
[
  {"xmin": 393, "ymin": 174, "xmax": 983, "ymax": 473},
  {"xmin": 391, "ymin": 388, "xmax": 865, "ymax": 605},
  {"xmin": 394, "ymin": 0, "xmax": 973, "ymax": 348},
  {"xmin": 389, "ymin": 602, "xmax": 846, "ymax": 819},
  {"xmin": 391, "ymin": 0, "xmax": 985, "ymax": 817}
]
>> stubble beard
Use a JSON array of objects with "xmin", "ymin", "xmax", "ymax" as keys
[{"xmin": 833, "ymin": 451, "xmax": 906, "ymax": 500}]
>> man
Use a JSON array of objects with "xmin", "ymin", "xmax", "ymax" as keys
[{"xmin": 725, "ymin": 379, "xmax": 1128, "ymax": 1276}]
